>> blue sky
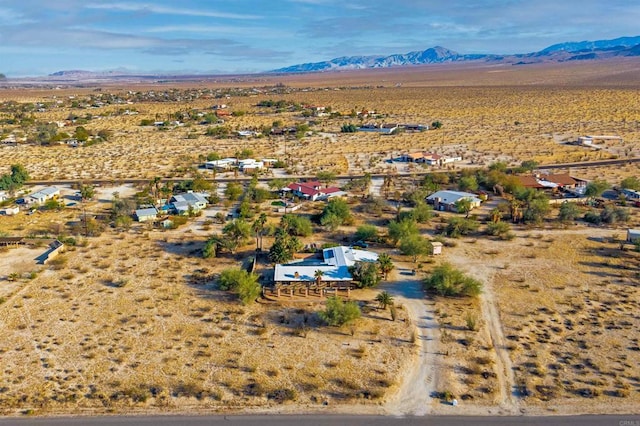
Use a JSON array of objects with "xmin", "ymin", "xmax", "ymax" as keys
[{"xmin": 0, "ymin": 0, "xmax": 638, "ymax": 76}]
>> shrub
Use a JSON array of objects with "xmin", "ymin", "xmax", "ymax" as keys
[
  {"xmin": 318, "ymin": 296, "xmax": 361, "ymax": 326},
  {"xmin": 424, "ymin": 263, "xmax": 482, "ymax": 297}
]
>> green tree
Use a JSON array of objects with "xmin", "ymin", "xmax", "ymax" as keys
[
  {"xmin": 458, "ymin": 176, "xmax": 478, "ymax": 192},
  {"xmin": 454, "ymin": 198, "xmax": 472, "ymax": 218},
  {"xmin": 444, "ymin": 217, "xmax": 479, "ymax": 238},
  {"xmin": 252, "ymin": 213, "xmax": 268, "ymax": 250},
  {"xmin": 349, "ymin": 261, "xmax": 381, "ymax": 288},
  {"xmin": 355, "ymin": 224, "xmax": 378, "ymax": 242},
  {"xmin": 515, "ymin": 188, "xmax": 550, "ymax": 224},
  {"xmin": 584, "ymin": 179, "xmax": 610, "ymax": 199},
  {"xmin": 281, "ymin": 214, "xmax": 313, "ymax": 236},
  {"xmin": 207, "ymin": 152, "xmax": 221, "ymax": 161},
  {"xmin": 620, "ymin": 176, "xmax": 640, "ymax": 190},
  {"xmin": 318, "ymin": 296, "xmax": 361, "ymax": 326},
  {"xmin": 399, "ymin": 234, "xmax": 433, "ymax": 263},
  {"xmin": 377, "ymin": 253, "xmax": 394, "ymax": 280},
  {"xmin": 79, "ymin": 184, "xmax": 95, "ymax": 201},
  {"xmin": 341, "ymin": 123, "xmax": 358, "ymax": 133},
  {"xmin": 74, "ymin": 126, "xmax": 90, "ymax": 142},
  {"xmin": 519, "ymin": 160, "xmax": 539, "ymax": 172},
  {"xmin": 485, "ymin": 221, "xmax": 513, "ymax": 240},
  {"xmin": 316, "ymin": 170, "xmax": 337, "ymax": 185},
  {"xmin": 218, "ymin": 268, "xmax": 261, "ymax": 304},
  {"xmin": 375, "ymin": 291, "xmax": 394, "ymax": 311},
  {"xmin": 202, "ymin": 239, "xmax": 217, "ymax": 258},
  {"xmin": 11, "ymin": 164, "xmax": 29, "ymax": 183},
  {"xmin": 221, "ymin": 219, "xmax": 251, "ymax": 254},
  {"xmin": 320, "ymin": 197, "xmax": 351, "ymax": 229},
  {"xmin": 388, "ymin": 218, "xmax": 419, "ymax": 246},
  {"xmin": 431, "ymin": 121, "xmax": 442, "ymax": 129},
  {"xmin": 269, "ymin": 227, "xmax": 303, "ymax": 264},
  {"xmin": 314, "ymin": 269, "xmax": 324, "ymax": 286},
  {"xmin": 410, "ymin": 201, "xmax": 434, "ymax": 223},
  {"xmin": 558, "ymin": 202, "xmax": 580, "ymax": 223},
  {"xmin": 423, "ymin": 263, "xmax": 482, "ymax": 297},
  {"xmin": 224, "ymin": 182, "xmax": 243, "ymax": 201}
]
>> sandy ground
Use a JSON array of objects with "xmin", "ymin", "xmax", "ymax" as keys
[{"xmin": 381, "ymin": 264, "xmax": 441, "ymax": 416}]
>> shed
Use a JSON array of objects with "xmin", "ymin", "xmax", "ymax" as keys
[{"xmin": 432, "ymin": 241, "xmax": 443, "ymax": 255}]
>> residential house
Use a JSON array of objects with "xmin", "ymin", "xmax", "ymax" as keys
[
  {"xmin": 0, "ymin": 206, "xmax": 20, "ymax": 216},
  {"xmin": 358, "ymin": 123, "xmax": 397, "ymax": 134},
  {"xmin": 401, "ymin": 152, "xmax": 461, "ymax": 166},
  {"xmin": 426, "ymin": 190, "xmax": 482, "ymax": 212},
  {"xmin": 204, "ymin": 158, "xmax": 237, "ymax": 171},
  {"xmin": 274, "ymin": 246, "xmax": 379, "ymax": 287},
  {"xmin": 262, "ymin": 158, "xmax": 279, "ymax": 168},
  {"xmin": 238, "ymin": 159, "xmax": 264, "ymax": 173},
  {"xmin": 27, "ymin": 187, "xmax": 60, "ymax": 205},
  {"xmin": 399, "ymin": 124, "xmax": 428, "ymax": 132},
  {"xmin": 516, "ymin": 174, "xmax": 584, "ymax": 193},
  {"xmin": 171, "ymin": 192, "xmax": 209, "ymax": 215},
  {"xmin": 135, "ymin": 207, "xmax": 158, "ymax": 222},
  {"xmin": 285, "ymin": 181, "xmax": 345, "ymax": 201},
  {"xmin": 270, "ymin": 127, "xmax": 297, "ymax": 136},
  {"xmin": 627, "ymin": 229, "xmax": 640, "ymax": 243}
]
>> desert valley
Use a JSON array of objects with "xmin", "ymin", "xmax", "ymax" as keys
[{"xmin": 0, "ymin": 58, "xmax": 639, "ymax": 419}]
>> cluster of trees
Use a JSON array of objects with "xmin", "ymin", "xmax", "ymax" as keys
[
  {"xmin": 0, "ymin": 164, "xmax": 29, "ymax": 193},
  {"xmin": 387, "ymin": 203, "xmax": 434, "ymax": 262},
  {"xmin": 204, "ymin": 219, "xmax": 252, "ymax": 258},
  {"xmin": 268, "ymin": 214, "xmax": 313, "ymax": 263},
  {"xmin": 320, "ymin": 198, "xmax": 352, "ymax": 230}
]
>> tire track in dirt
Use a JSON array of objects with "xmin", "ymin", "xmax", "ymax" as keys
[{"xmin": 381, "ymin": 267, "xmax": 441, "ymax": 416}]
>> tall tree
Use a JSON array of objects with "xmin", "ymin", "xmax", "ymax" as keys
[
  {"xmin": 399, "ymin": 234, "xmax": 433, "ymax": 263},
  {"xmin": 377, "ymin": 253, "xmax": 395, "ymax": 280},
  {"xmin": 252, "ymin": 213, "xmax": 268, "ymax": 250}
]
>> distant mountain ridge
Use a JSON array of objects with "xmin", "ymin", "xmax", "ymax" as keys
[{"xmin": 272, "ymin": 35, "xmax": 640, "ymax": 73}]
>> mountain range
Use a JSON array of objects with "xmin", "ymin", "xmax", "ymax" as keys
[{"xmin": 271, "ymin": 35, "xmax": 640, "ymax": 73}]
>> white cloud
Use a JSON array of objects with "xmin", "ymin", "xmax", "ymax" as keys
[{"xmin": 85, "ymin": 3, "xmax": 262, "ymax": 20}]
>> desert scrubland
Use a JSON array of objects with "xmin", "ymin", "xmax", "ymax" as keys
[{"xmin": 0, "ymin": 59, "xmax": 639, "ymax": 416}]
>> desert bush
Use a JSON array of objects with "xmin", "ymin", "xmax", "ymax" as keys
[
  {"xmin": 318, "ymin": 296, "xmax": 361, "ymax": 326},
  {"xmin": 424, "ymin": 263, "xmax": 482, "ymax": 297}
]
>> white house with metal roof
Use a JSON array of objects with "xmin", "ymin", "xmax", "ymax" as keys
[
  {"xmin": 27, "ymin": 186, "xmax": 60, "ymax": 205},
  {"xmin": 274, "ymin": 246, "xmax": 378, "ymax": 285},
  {"xmin": 171, "ymin": 192, "xmax": 208, "ymax": 214},
  {"xmin": 426, "ymin": 190, "xmax": 482, "ymax": 212},
  {"xmin": 135, "ymin": 207, "xmax": 158, "ymax": 222}
]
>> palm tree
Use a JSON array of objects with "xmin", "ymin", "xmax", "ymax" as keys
[
  {"xmin": 252, "ymin": 213, "xmax": 267, "ymax": 251},
  {"xmin": 314, "ymin": 269, "xmax": 324, "ymax": 286},
  {"xmin": 377, "ymin": 253, "xmax": 394, "ymax": 280},
  {"xmin": 375, "ymin": 291, "xmax": 394, "ymax": 310}
]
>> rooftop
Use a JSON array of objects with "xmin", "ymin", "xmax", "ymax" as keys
[{"xmin": 274, "ymin": 246, "xmax": 378, "ymax": 283}]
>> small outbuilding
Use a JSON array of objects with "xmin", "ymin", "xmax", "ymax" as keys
[
  {"xmin": 135, "ymin": 207, "xmax": 158, "ymax": 222},
  {"xmin": 627, "ymin": 229, "xmax": 640, "ymax": 243},
  {"xmin": 432, "ymin": 241, "xmax": 443, "ymax": 255}
]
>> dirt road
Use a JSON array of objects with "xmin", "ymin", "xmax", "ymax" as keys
[{"xmin": 382, "ymin": 266, "xmax": 441, "ymax": 416}]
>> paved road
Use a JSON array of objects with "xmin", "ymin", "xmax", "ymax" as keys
[
  {"xmin": 0, "ymin": 414, "xmax": 638, "ymax": 426},
  {"xmin": 23, "ymin": 158, "xmax": 640, "ymax": 187}
]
